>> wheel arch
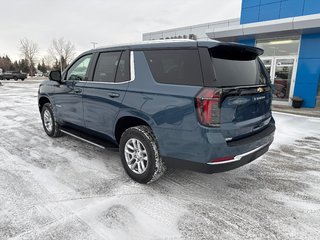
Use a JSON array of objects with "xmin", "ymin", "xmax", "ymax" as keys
[
  {"xmin": 114, "ymin": 114, "xmax": 155, "ymax": 145},
  {"xmin": 38, "ymin": 96, "xmax": 51, "ymax": 112}
]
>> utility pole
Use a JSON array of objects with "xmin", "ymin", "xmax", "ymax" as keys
[{"xmin": 91, "ymin": 42, "xmax": 98, "ymax": 49}]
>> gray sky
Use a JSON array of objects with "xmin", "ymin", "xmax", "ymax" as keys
[{"xmin": 0, "ymin": 0, "xmax": 241, "ymax": 62}]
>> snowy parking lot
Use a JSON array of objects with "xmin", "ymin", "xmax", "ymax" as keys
[{"xmin": 1, "ymin": 80, "xmax": 320, "ymax": 240}]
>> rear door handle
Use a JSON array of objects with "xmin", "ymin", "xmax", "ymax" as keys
[
  {"xmin": 108, "ymin": 92, "xmax": 120, "ymax": 98},
  {"xmin": 74, "ymin": 88, "xmax": 82, "ymax": 94}
]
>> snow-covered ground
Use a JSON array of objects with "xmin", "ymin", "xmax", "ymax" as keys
[{"xmin": 1, "ymin": 80, "xmax": 320, "ymax": 240}]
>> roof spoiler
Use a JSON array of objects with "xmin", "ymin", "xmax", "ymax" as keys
[{"xmin": 208, "ymin": 43, "xmax": 264, "ymax": 61}]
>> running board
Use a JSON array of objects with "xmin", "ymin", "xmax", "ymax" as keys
[{"xmin": 60, "ymin": 127, "xmax": 118, "ymax": 151}]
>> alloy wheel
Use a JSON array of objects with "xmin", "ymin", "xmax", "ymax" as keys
[{"xmin": 124, "ymin": 138, "xmax": 149, "ymax": 174}]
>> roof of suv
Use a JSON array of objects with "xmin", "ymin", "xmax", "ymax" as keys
[
  {"xmin": 79, "ymin": 39, "xmax": 263, "ymax": 60},
  {"xmin": 84, "ymin": 39, "xmax": 223, "ymax": 54}
]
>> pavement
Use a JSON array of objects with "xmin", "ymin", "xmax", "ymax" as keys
[
  {"xmin": 0, "ymin": 81, "xmax": 320, "ymax": 240},
  {"xmin": 273, "ymin": 104, "xmax": 320, "ymax": 118}
]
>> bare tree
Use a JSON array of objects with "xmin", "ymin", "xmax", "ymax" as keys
[
  {"xmin": 19, "ymin": 38, "xmax": 39, "ymax": 75},
  {"xmin": 48, "ymin": 38, "xmax": 76, "ymax": 71},
  {"xmin": 43, "ymin": 54, "xmax": 54, "ymax": 69}
]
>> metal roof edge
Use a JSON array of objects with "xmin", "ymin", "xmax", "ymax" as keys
[{"xmin": 206, "ymin": 13, "xmax": 320, "ymax": 40}]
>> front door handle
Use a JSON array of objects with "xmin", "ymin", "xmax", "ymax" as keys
[
  {"xmin": 108, "ymin": 92, "xmax": 120, "ymax": 98},
  {"xmin": 74, "ymin": 88, "xmax": 82, "ymax": 94}
]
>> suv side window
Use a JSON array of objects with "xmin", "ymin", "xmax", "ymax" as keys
[
  {"xmin": 66, "ymin": 54, "xmax": 92, "ymax": 81},
  {"xmin": 144, "ymin": 49, "xmax": 203, "ymax": 86},
  {"xmin": 115, "ymin": 50, "xmax": 130, "ymax": 83},
  {"xmin": 93, "ymin": 52, "xmax": 122, "ymax": 82}
]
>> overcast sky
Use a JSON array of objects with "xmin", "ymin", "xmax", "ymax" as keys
[{"xmin": 0, "ymin": 0, "xmax": 241, "ymax": 62}]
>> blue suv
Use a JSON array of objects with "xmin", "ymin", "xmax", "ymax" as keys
[{"xmin": 38, "ymin": 40, "xmax": 275, "ymax": 183}]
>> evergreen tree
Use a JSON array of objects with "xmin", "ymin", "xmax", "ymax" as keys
[
  {"xmin": 18, "ymin": 59, "xmax": 30, "ymax": 73},
  {"xmin": 13, "ymin": 61, "xmax": 19, "ymax": 72},
  {"xmin": 0, "ymin": 55, "xmax": 13, "ymax": 72},
  {"xmin": 39, "ymin": 59, "xmax": 48, "ymax": 73}
]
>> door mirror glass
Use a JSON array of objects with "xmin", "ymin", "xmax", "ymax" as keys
[{"xmin": 49, "ymin": 70, "xmax": 61, "ymax": 82}]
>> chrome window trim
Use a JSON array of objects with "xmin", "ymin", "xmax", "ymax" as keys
[
  {"xmin": 130, "ymin": 50, "xmax": 135, "ymax": 81},
  {"xmin": 89, "ymin": 51, "xmax": 135, "ymax": 85}
]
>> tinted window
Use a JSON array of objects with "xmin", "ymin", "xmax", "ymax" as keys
[
  {"xmin": 93, "ymin": 52, "xmax": 121, "ymax": 82},
  {"xmin": 144, "ymin": 49, "xmax": 203, "ymax": 86},
  {"xmin": 115, "ymin": 50, "xmax": 130, "ymax": 83},
  {"xmin": 208, "ymin": 47, "xmax": 266, "ymax": 87},
  {"xmin": 66, "ymin": 54, "xmax": 92, "ymax": 81},
  {"xmin": 212, "ymin": 58, "xmax": 263, "ymax": 87}
]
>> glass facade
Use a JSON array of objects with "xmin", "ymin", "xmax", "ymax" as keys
[
  {"xmin": 257, "ymin": 37, "xmax": 300, "ymax": 102},
  {"xmin": 256, "ymin": 37, "xmax": 300, "ymax": 57}
]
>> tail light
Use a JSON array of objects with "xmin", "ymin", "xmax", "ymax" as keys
[{"xmin": 195, "ymin": 88, "xmax": 221, "ymax": 127}]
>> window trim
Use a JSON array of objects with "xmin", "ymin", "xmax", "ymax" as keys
[{"xmin": 90, "ymin": 50, "xmax": 135, "ymax": 85}]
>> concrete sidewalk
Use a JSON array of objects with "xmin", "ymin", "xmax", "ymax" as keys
[{"xmin": 272, "ymin": 104, "xmax": 320, "ymax": 118}]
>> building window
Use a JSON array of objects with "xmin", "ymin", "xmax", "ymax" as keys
[
  {"xmin": 256, "ymin": 37, "xmax": 300, "ymax": 57},
  {"xmin": 257, "ymin": 37, "xmax": 300, "ymax": 102}
]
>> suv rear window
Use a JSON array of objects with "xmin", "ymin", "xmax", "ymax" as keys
[
  {"xmin": 212, "ymin": 58, "xmax": 266, "ymax": 87},
  {"xmin": 207, "ymin": 45, "xmax": 267, "ymax": 87},
  {"xmin": 144, "ymin": 49, "xmax": 203, "ymax": 86}
]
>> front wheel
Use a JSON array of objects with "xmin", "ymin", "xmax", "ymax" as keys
[
  {"xmin": 119, "ymin": 126, "xmax": 166, "ymax": 184},
  {"xmin": 41, "ymin": 103, "xmax": 62, "ymax": 137}
]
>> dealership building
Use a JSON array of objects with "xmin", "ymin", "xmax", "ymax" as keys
[{"xmin": 143, "ymin": 0, "xmax": 320, "ymax": 108}]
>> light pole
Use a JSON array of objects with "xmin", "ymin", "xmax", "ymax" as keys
[
  {"xmin": 91, "ymin": 42, "xmax": 98, "ymax": 49},
  {"xmin": 60, "ymin": 56, "xmax": 63, "ymax": 73}
]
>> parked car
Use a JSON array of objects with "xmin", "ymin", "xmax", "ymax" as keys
[
  {"xmin": 38, "ymin": 40, "xmax": 275, "ymax": 183},
  {"xmin": 34, "ymin": 72, "xmax": 44, "ymax": 77},
  {"xmin": 0, "ymin": 71, "xmax": 27, "ymax": 81}
]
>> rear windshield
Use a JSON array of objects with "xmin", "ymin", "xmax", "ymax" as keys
[
  {"xmin": 209, "ymin": 46, "xmax": 267, "ymax": 87},
  {"xmin": 144, "ymin": 49, "xmax": 203, "ymax": 86}
]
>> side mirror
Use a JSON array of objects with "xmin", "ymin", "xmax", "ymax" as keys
[{"xmin": 49, "ymin": 70, "xmax": 62, "ymax": 82}]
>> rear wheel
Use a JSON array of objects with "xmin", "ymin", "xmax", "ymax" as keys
[
  {"xmin": 119, "ymin": 126, "xmax": 166, "ymax": 184},
  {"xmin": 14, "ymin": 77, "xmax": 18, "ymax": 81},
  {"xmin": 41, "ymin": 103, "xmax": 62, "ymax": 137}
]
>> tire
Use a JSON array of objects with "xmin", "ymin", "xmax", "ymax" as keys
[
  {"xmin": 41, "ymin": 103, "xmax": 62, "ymax": 137},
  {"xmin": 14, "ymin": 77, "xmax": 18, "ymax": 81},
  {"xmin": 119, "ymin": 125, "xmax": 166, "ymax": 184}
]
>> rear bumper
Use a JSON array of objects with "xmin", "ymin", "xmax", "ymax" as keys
[{"xmin": 162, "ymin": 141, "xmax": 272, "ymax": 174}]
